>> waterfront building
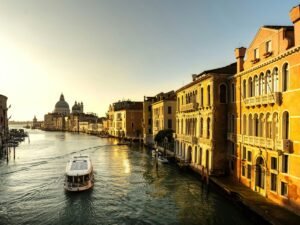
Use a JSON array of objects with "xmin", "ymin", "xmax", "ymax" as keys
[
  {"xmin": 175, "ymin": 63, "xmax": 236, "ymax": 176},
  {"xmin": 71, "ymin": 101, "xmax": 84, "ymax": 114},
  {"xmin": 143, "ymin": 96, "xmax": 156, "ymax": 145},
  {"xmin": 0, "ymin": 94, "xmax": 8, "ymax": 147},
  {"xmin": 107, "ymin": 100, "xmax": 143, "ymax": 140},
  {"xmin": 143, "ymin": 91, "xmax": 176, "ymax": 146},
  {"xmin": 32, "ymin": 116, "xmax": 43, "ymax": 129},
  {"xmin": 227, "ymin": 5, "xmax": 300, "ymax": 214}
]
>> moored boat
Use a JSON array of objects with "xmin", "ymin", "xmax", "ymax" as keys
[{"xmin": 64, "ymin": 155, "xmax": 94, "ymax": 192}]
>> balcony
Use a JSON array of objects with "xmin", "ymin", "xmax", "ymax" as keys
[
  {"xmin": 275, "ymin": 139, "xmax": 292, "ymax": 153},
  {"xmin": 244, "ymin": 92, "xmax": 281, "ymax": 107},
  {"xmin": 180, "ymin": 102, "xmax": 199, "ymax": 112},
  {"xmin": 241, "ymin": 135, "xmax": 291, "ymax": 151},
  {"xmin": 175, "ymin": 134, "xmax": 198, "ymax": 145},
  {"xmin": 199, "ymin": 137, "xmax": 212, "ymax": 146}
]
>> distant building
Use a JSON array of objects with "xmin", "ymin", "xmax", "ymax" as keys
[
  {"xmin": 0, "ymin": 94, "xmax": 8, "ymax": 147},
  {"xmin": 54, "ymin": 93, "xmax": 70, "ymax": 115},
  {"xmin": 32, "ymin": 116, "xmax": 42, "ymax": 129},
  {"xmin": 143, "ymin": 91, "xmax": 176, "ymax": 146},
  {"xmin": 107, "ymin": 100, "xmax": 143, "ymax": 139}
]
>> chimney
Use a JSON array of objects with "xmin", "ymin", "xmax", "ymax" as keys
[
  {"xmin": 290, "ymin": 5, "xmax": 300, "ymax": 46},
  {"xmin": 192, "ymin": 74, "xmax": 197, "ymax": 81},
  {"xmin": 235, "ymin": 47, "xmax": 246, "ymax": 73}
]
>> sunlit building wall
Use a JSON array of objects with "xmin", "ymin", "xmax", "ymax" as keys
[
  {"xmin": 227, "ymin": 5, "xmax": 300, "ymax": 214},
  {"xmin": 175, "ymin": 64, "xmax": 236, "ymax": 176}
]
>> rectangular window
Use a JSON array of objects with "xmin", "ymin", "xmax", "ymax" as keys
[
  {"xmin": 282, "ymin": 155, "xmax": 289, "ymax": 173},
  {"xmin": 148, "ymin": 118, "xmax": 152, "ymax": 125},
  {"xmin": 271, "ymin": 157, "xmax": 277, "ymax": 170},
  {"xmin": 281, "ymin": 182, "xmax": 288, "ymax": 197},
  {"xmin": 230, "ymin": 160, "xmax": 234, "ymax": 171},
  {"xmin": 254, "ymin": 48, "xmax": 259, "ymax": 59},
  {"xmin": 271, "ymin": 173, "xmax": 277, "ymax": 191},
  {"xmin": 242, "ymin": 165, "xmax": 246, "ymax": 177},
  {"xmin": 266, "ymin": 40, "xmax": 272, "ymax": 53},
  {"xmin": 247, "ymin": 151, "xmax": 252, "ymax": 162},
  {"xmin": 231, "ymin": 142, "xmax": 235, "ymax": 155},
  {"xmin": 148, "ymin": 105, "xmax": 151, "ymax": 112},
  {"xmin": 247, "ymin": 164, "xmax": 251, "ymax": 179},
  {"xmin": 168, "ymin": 106, "xmax": 172, "ymax": 114},
  {"xmin": 148, "ymin": 128, "xmax": 152, "ymax": 134},
  {"xmin": 168, "ymin": 119, "xmax": 172, "ymax": 129},
  {"xmin": 242, "ymin": 147, "xmax": 246, "ymax": 160}
]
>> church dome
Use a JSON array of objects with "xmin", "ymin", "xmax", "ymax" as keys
[{"xmin": 54, "ymin": 93, "xmax": 70, "ymax": 114}]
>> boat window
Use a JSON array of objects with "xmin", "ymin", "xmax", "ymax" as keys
[
  {"xmin": 84, "ymin": 174, "xmax": 89, "ymax": 181},
  {"xmin": 67, "ymin": 176, "xmax": 73, "ymax": 182}
]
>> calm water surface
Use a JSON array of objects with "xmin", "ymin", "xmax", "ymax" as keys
[{"xmin": 0, "ymin": 128, "xmax": 254, "ymax": 225}]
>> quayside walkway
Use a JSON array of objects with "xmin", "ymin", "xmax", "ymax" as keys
[{"xmin": 210, "ymin": 177, "xmax": 300, "ymax": 225}]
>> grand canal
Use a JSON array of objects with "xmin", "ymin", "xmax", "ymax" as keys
[{"xmin": 0, "ymin": 128, "xmax": 254, "ymax": 225}]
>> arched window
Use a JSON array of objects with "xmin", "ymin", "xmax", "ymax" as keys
[
  {"xmin": 273, "ymin": 68, "xmax": 279, "ymax": 92},
  {"xmin": 194, "ymin": 147, "xmax": 197, "ymax": 164},
  {"xmin": 248, "ymin": 77, "xmax": 253, "ymax": 97},
  {"xmin": 254, "ymin": 75, "xmax": 259, "ymax": 96},
  {"xmin": 200, "ymin": 88, "xmax": 204, "ymax": 106},
  {"xmin": 266, "ymin": 113, "xmax": 272, "ymax": 138},
  {"xmin": 259, "ymin": 113, "xmax": 264, "ymax": 137},
  {"xmin": 282, "ymin": 63, "xmax": 289, "ymax": 92},
  {"xmin": 254, "ymin": 114, "xmax": 259, "ymax": 137},
  {"xmin": 177, "ymin": 97, "xmax": 180, "ymax": 111},
  {"xmin": 207, "ymin": 85, "xmax": 211, "ymax": 106},
  {"xmin": 220, "ymin": 84, "xmax": 227, "ymax": 103},
  {"xmin": 273, "ymin": 112, "xmax": 279, "ymax": 140},
  {"xmin": 200, "ymin": 118, "xmax": 203, "ymax": 137},
  {"xmin": 243, "ymin": 114, "xmax": 247, "ymax": 135},
  {"xmin": 259, "ymin": 73, "xmax": 265, "ymax": 95},
  {"xmin": 199, "ymin": 148, "xmax": 203, "ymax": 165},
  {"xmin": 248, "ymin": 114, "xmax": 253, "ymax": 136},
  {"xmin": 282, "ymin": 112, "xmax": 289, "ymax": 139},
  {"xmin": 243, "ymin": 80, "xmax": 247, "ymax": 98},
  {"xmin": 207, "ymin": 117, "xmax": 211, "ymax": 138},
  {"xmin": 266, "ymin": 70, "xmax": 272, "ymax": 94}
]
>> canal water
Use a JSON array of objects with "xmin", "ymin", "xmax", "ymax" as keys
[{"xmin": 0, "ymin": 128, "xmax": 254, "ymax": 225}]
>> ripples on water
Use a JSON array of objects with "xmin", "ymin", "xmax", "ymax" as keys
[{"xmin": 0, "ymin": 129, "xmax": 254, "ymax": 225}]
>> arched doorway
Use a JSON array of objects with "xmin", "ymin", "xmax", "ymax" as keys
[{"xmin": 255, "ymin": 156, "xmax": 266, "ymax": 195}]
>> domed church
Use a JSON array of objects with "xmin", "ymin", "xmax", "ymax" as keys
[{"xmin": 54, "ymin": 93, "xmax": 70, "ymax": 115}]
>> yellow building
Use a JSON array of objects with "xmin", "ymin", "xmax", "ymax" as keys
[
  {"xmin": 228, "ymin": 5, "xmax": 300, "ymax": 214},
  {"xmin": 143, "ymin": 91, "xmax": 176, "ymax": 145},
  {"xmin": 175, "ymin": 64, "xmax": 236, "ymax": 176},
  {"xmin": 107, "ymin": 101, "xmax": 143, "ymax": 140}
]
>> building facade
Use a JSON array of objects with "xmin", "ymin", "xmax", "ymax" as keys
[
  {"xmin": 227, "ymin": 5, "xmax": 300, "ymax": 214},
  {"xmin": 143, "ymin": 91, "xmax": 176, "ymax": 145},
  {"xmin": 107, "ymin": 101, "xmax": 143, "ymax": 140},
  {"xmin": 175, "ymin": 64, "xmax": 236, "ymax": 177}
]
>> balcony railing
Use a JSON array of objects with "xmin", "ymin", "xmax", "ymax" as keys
[
  {"xmin": 199, "ymin": 137, "xmax": 212, "ymax": 146},
  {"xmin": 240, "ymin": 134, "xmax": 291, "ymax": 152},
  {"xmin": 227, "ymin": 132, "xmax": 237, "ymax": 142},
  {"xmin": 175, "ymin": 134, "xmax": 198, "ymax": 145},
  {"xmin": 180, "ymin": 102, "xmax": 199, "ymax": 112},
  {"xmin": 244, "ymin": 92, "xmax": 281, "ymax": 107}
]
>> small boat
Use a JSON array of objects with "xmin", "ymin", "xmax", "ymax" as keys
[
  {"xmin": 64, "ymin": 155, "xmax": 94, "ymax": 192},
  {"xmin": 157, "ymin": 155, "xmax": 169, "ymax": 164}
]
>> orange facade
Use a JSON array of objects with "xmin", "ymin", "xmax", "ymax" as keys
[{"xmin": 228, "ymin": 5, "xmax": 300, "ymax": 214}]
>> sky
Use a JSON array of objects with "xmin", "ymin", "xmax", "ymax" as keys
[{"xmin": 0, "ymin": 0, "xmax": 299, "ymax": 121}]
